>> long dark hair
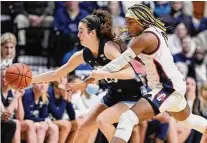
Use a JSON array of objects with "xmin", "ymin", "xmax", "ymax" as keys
[{"xmin": 80, "ymin": 9, "xmax": 114, "ymax": 40}]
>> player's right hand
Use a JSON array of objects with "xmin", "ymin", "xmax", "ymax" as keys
[
  {"xmin": 1, "ymin": 110, "xmax": 12, "ymax": 122},
  {"xmin": 66, "ymin": 82, "xmax": 87, "ymax": 94}
]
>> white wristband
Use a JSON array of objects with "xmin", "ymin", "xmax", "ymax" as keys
[{"xmin": 102, "ymin": 48, "xmax": 136, "ymax": 72}]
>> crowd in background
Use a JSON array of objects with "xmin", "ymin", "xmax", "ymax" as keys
[{"xmin": 1, "ymin": 1, "xmax": 207, "ymax": 143}]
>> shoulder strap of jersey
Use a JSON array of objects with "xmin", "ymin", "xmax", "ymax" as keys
[{"xmin": 99, "ymin": 38, "xmax": 109, "ymax": 56}]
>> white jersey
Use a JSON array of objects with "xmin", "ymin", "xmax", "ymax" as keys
[{"xmin": 138, "ymin": 26, "xmax": 186, "ymax": 95}]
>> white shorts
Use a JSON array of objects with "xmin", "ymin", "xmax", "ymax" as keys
[
  {"xmin": 123, "ymin": 101, "xmax": 137, "ymax": 108},
  {"xmin": 145, "ymin": 87, "xmax": 187, "ymax": 113}
]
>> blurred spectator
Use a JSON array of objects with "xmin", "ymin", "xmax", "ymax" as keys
[
  {"xmin": 142, "ymin": 1, "xmax": 155, "ymax": 11},
  {"xmin": 1, "ymin": 2, "xmax": 24, "ymax": 33},
  {"xmin": 14, "ymin": 2, "xmax": 54, "ymax": 48},
  {"xmin": 176, "ymin": 62, "xmax": 189, "ymax": 78},
  {"xmin": 22, "ymin": 83, "xmax": 59, "ymax": 143},
  {"xmin": 48, "ymin": 75, "xmax": 76, "ymax": 143},
  {"xmin": 79, "ymin": 1, "xmax": 98, "ymax": 14},
  {"xmin": 71, "ymin": 83, "xmax": 101, "ymax": 118},
  {"xmin": 48, "ymin": 76, "xmax": 75, "ymax": 121},
  {"xmin": 161, "ymin": 2, "xmax": 192, "ymax": 34},
  {"xmin": 145, "ymin": 114, "xmax": 170, "ymax": 143},
  {"xmin": 108, "ymin": 1, "xmax": 126, "ymax": 36},
  {"xmin": 193, "ymin": 30, "xmax": 207, "ymax": 52},
  {"xmin": 153, "ymin": 1, "xmax": 171, "ymax": 18},
  {"xmin": 186, "ymin": 77, "xmax": 197, "ymax": 110},
  {"xmin": 1, "ymin": 34, "xmax": 38, "ymax": 142},
  {"xmin": 52, "ymin": 1, "xmax": 89, "ymax": 66},
  {"xmin": 122, "ymin": 1, "xmax": 141, "ymax": 12},
  {"xmin": 194, "ymin": 81, "xmax": 207, "ymax": 119},
  {"xmin": 183, "ymin": 2, "xmax": 207, "ymax": 19},
  {"xmin": 79, "ymin": 1, "xmax": 108, "ymax": 14},
  {"xmin": 1, "ymin": 2, "xmax": 21, "ymax": 20},
  {"xmin": 173, "ymin": 36, "xmax": 194, "ymax": 65},
  {"xmin": 200, "ymin": 18, "xmax": 207, "ymax": 32},
  {"xmin": 1, "ymin": 32, "xmax": 16, "ymax": 69},
  {"xmin": 69, "ymin": 76, "xmax": 101, "ymax": 143},
  {"xmin": 182, "ymin": 2, "xmax": 207, "ymax": 36},
  {"xmin": 188, "ymin": 47, "xmax": 207, "ymax": 88},
  {"xmin": 53, "ymin": 1, "xmax": 88, "ymax": 36},
  {"xmin": 54, "ymin": 1, "xmax": 65, "ymax": 11},
  {"xmin": 193, "ymin": 81, "xmax": 207, "ymax": 143},
  {"xmin": 1, "ymin": 86, "xmax": 22, "ymax": 143},
  {"xmin": 1, "ymin": 68, "xmax": 35, "ymax": 143},
  {"xmin": 168, "ymin": 22, "xmax": 196, "ymax": 55}
]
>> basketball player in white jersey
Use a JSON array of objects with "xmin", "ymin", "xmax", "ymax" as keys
[{"xmin": 90, "ymin": 4, "xmax": 207, "ymax": 143}]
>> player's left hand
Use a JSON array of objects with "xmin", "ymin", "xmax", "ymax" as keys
[{"xmin": 90, "ymin": 69, "xmax": 110, "ymax": 80}]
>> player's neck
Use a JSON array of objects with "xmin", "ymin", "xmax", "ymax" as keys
[{"xmin": 89, "ymin": 40, "xmax": 99, "ymax": 57}]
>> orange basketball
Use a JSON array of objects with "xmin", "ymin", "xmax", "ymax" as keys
[{"xmin": 5, "ymin": 63, "xmax": 32, "ymax": 89}]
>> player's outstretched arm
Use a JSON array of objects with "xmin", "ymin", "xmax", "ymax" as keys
[
  {"xmin": 101, "ymin": 46, "xmax": 137, "ymax": 72},
  {"xmin": 102, "ymin": 32, "xmax": 157, "ymax": 73},
  {"xmin": 91, "ymin": 66, "xmax": 136, "ymax": 80},
  {"xmin": 32, "ymin": 50, "xmax": 85, "ymax": 83}
]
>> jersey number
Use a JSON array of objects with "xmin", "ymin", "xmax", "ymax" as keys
[{"xmin": 105, "ymin": 78, "xmax": 118, "ymax": 83}]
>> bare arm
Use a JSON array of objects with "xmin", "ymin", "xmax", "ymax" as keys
[
  {"xmin": 1, "ymin": 101, "xmax": 5, "ymax": 112},
  {"xmin": 101, "ymin": 41, "xmax": 136, "ymax": 79},
  {"xmin": 5, "ymin": 89, "xmax": 24, "ymax": 115},
  {"xmin": 32, "ymin": 50, "xmax": 85, "ymax": 83},
  {"xmin": 5, "ymin": 96, "xmax": 19, "ymax": 114},
  {"xmin": 102, "ymin": 33, "xmax": 158, "ymax": 72},
  {"xmin": 15, "ymin": 97, "xmax": 24, "ymax": 121}
]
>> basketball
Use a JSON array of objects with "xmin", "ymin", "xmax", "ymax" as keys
[{"xmin": 5, "ymin": 63, "xmax": 32, "ymax": 90}]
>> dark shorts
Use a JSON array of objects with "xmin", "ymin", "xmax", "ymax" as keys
[
  {"xmin": 101, "ymin": 92, "xmax": 142, "ymax": 107},
  {"xmin": 1, "ymin": 120, "xmax": 16, "ymax": 143}
]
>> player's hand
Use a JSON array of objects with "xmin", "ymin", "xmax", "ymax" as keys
[
  {"xmin": 90, "ymin": 69, "xmax": 110, "ymax": 80},
  {"xmin": 67, "ymin": 82, "xmax": 87, "ymax": 94},
  {"xmin": 14, "ymin": 89, "xmax": 25, "ymax": 98},
  {"xmin": 1, "ymin": 110, "xmax": 12, "ymax": 122}
]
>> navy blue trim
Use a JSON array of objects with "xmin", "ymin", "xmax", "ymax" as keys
[{"xmin": 153, "ymin": 59, "xmax": 174, "ymax": 89}]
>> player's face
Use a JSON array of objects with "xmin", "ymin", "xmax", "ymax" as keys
[
  {"xmin": 78, "ymin": 22, "xmax": 92, "ymax": 47},
  {"xmin": 125, "ymin": 17, "xmax": 144, "ymax": 37},
  {"xmin": 1, "ymin": 42, "xmax": 15, "ymax": 59}
]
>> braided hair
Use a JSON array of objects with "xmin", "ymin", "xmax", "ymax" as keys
[{"xmin": 128, "ymin": 4, "xmax": 166, "ymax": 33}]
